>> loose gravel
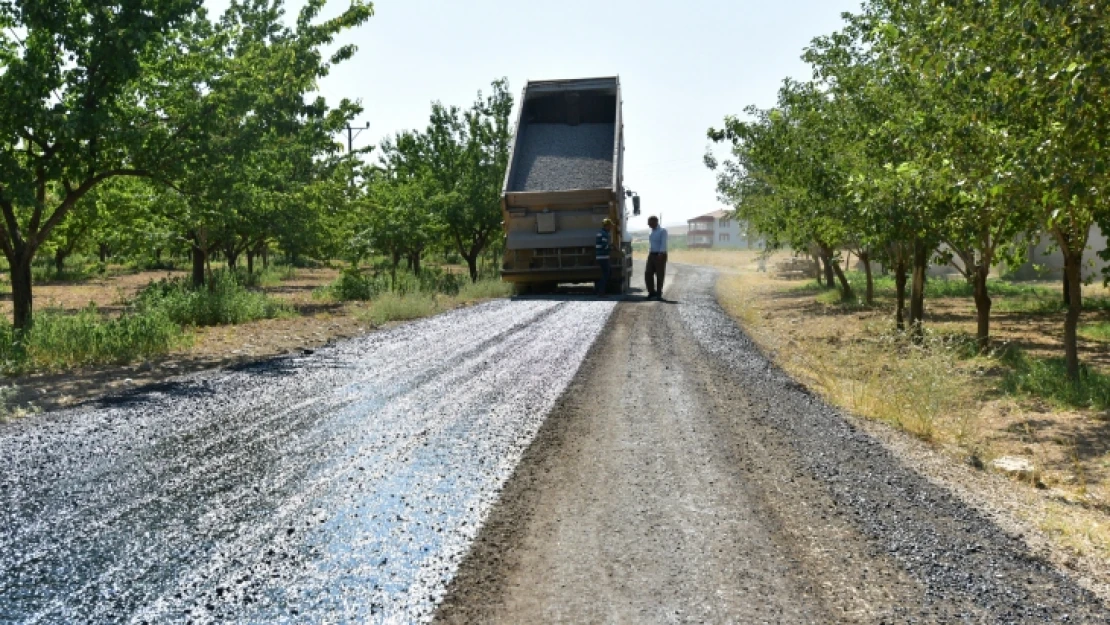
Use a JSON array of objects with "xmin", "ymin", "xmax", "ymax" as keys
[
  {"xmin": 0, "ymin": 298, "xmax": 617, "ymax": 624},
  {"xmin": 509, "ymin": 123, "xmax": 615, "ymax": 192}
]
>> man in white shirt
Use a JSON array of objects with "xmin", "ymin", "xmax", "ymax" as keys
[{"xmin": 645, "ymin": 216, "xmax": 668, "ymax": 299}]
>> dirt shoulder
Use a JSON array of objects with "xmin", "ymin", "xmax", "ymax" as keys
[
  {"xmin": 5, "ymin": 267, "xmax": 499, "ymax": 413},
  {"xmin": 437, "ymin": 264, "xmax": 1103, "ymax": 622},
  {"xmin": 707, "ymin": 249, "xmax": 1110, "ymax": 601}
]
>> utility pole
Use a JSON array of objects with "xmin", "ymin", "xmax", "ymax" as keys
[{"xmin": 344, "ymin": 121, "xmax": 370, "ymax": 153}]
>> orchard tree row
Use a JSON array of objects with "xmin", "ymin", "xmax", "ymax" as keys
[
  {"xmin": 0, "ymin": 0, "xmax": 373, "ymax": 328},
  {"xmin": 0, "ymin": 0, "xmax": 513, "ymax": 332},
  {"xmin": 709, "ymin": 0, "xmax": 1109, "ymax": 380},
  {"xmin": 355, "ymin": 79, "xmax": 513, "ymax": 283}
]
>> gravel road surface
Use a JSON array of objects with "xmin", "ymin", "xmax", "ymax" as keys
[
  {"xmin": 0, "ymin": 299, "xmax": 616, "ymax": 623},
  {"xmin": 2, "ymin": 264, "xmax": 1106, "ymax": 624},
  {"xmin": 437, "ymin": 265, "xmax": 1108, "ymax": 623}
]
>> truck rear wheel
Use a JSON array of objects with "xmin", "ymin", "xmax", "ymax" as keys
[{"xmin": 606, "ymin": 274, "xmax": 628, "ymax": 295}]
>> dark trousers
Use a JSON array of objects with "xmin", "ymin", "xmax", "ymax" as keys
[
  {"xmin": 596, "ymin": 258, "xmax": 611, "ymax": 294},
  {"xmin": 645, "ymin": 252, "xmax": 667, "ymax": 295}
]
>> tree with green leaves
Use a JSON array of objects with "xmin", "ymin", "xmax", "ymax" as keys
[
  {"xmin": 710, "ymin": 80, "xmax": 860, "ymax": 302},
  {"xmin": 0, "ymin": 0, "xmax": 201, "ymax": 327},
  {"xmin": 150, "ymin": 0, "xmax": 372, "ymax": 287},
  {"xmin": 367, "ymin": 80, "xmax": 513, "ymax": 282},
  {"xmin": 874, "ymin": 0, "xmax": 1110, "ymax": 370}
]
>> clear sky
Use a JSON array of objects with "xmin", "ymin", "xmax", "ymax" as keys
[{"xmin": 211, "ymin": 0, "xmax": 862, "ymax": 229}]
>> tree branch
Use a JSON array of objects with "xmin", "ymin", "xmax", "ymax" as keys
[
  {"xmin": 0, "ymin": 193, "xmax": 22, "ymax": 252},
  {"xmin": 35, "ymin": 169, "xmax": 151, "ymax": 247}
]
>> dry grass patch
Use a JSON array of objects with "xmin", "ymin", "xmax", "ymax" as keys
[
  {"xmin": 666, "ymin": 249, "xmax": 766, "ymax": 272},
  {"xmin": 713, "ymin": 257, "xmax": 1110, "ymax": 567}
]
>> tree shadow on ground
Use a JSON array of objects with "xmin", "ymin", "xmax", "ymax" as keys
[{"xmin": 9, "ymin": 348, "xmax": 319, "ymax": 414}]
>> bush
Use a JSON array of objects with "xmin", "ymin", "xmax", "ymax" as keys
[
  {"xmin": 130, "ymin": 256, "xmax": 182, "ymax": 272},
  {"xmin": 136, "ymin": 271, "xmax": 291, "ymax": 326},
  {"xmin": 323, "ymin": 266, "xmax": 467, "ymax": 302},
  {"xmin": 323, "ymin": 267, "xmax": 384, "ymax": 301},
  {"xmin": 0, "ymin": 306, "xmax": 187, "ymax": 374},
  {"xmin": 234, "ymin": 266, "xmax": 295, "ymax": 289}
]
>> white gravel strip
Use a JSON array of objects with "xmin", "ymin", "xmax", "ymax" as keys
[{"xmin": 0, "ymin": 298, "xmax": 617, "ymax": 624}]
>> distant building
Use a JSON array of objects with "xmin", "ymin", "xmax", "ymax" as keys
[
  {"xmin": 1005, "ymin": 226, "xmax": 1109, "ymax": 281},
  {"xmin": 686, "ymin": 210, "xmax": 762, "ymax": 249}
]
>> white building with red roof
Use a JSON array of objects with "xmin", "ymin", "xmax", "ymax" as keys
[{"xmin": 686, "ymin": 210, "xmax": 761, "ymax": 249}]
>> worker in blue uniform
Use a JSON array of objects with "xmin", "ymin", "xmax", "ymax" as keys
[{"xmin": 595, "ymin": 218, "xmax": 613, "ymax": 296}]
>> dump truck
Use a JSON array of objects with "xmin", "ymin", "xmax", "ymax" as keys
[{"xmin": 500, "ymin": 76, "xmax": 639, "ymax": 294}]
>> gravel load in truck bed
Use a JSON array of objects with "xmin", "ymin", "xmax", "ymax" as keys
[{"xmin": 509, "ymin": 123, "xmax": 615, "ymax": 192}]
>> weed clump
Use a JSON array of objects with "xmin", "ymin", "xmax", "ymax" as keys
[
  {"xmin": 0, "ymin": 306, "xmax": 187, "ymax": 374},
  {"xmin": 999, "ymin": 348, "xmax": 1110, "ymax": 410},
  {"xmin": 457, "ymin": 279, "xmax": 512, "ymax": 301},
  {"xmin": 135, "ymin": 271, "xmax": 290, "ymax": 326},
  {"xmin": 320, "ymin": 265, "xmax": 471, "ymax": 302},
  {"xmin": 356, "ymin": 293, "xmax": 441, "ymax": 326}
]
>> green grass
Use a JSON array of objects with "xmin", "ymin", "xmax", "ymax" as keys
[
  {"xmin": 837, "ymin": 271, "xmax": 1056, "ymax": 300},
  {"xmin": 790, "ymin": 280, "xmax": 831, "ymax": 294},
  {"xmin": 457, "ymin": 279, "xmax": 513, "ymax": 301},
  {"xmin": 0, "ymin": 306, "xmax": 188, "ymax": 374},
  {"xmin": 999, "ymin": 348, "xmax": 1110, "ymax": 410},
  {"xmin": 356, "ymin": 293, "xmax": 441, "ymax": 325},
  {"xmin": 31, "ymin": 264, "xmax": 95, "ymax": 284},
  {"xmin": 1079, "ymin": 322, "xmax": 1110, "ymax": 342},
  {"xmin": 815, "ymin": 288, "xmax": 870, "ymax": 308},
  {"xmin": 234, "ymin": 265, "xmax": 297, "ymax": 288},
  {"xmin": 353, "ymin": 278, "xmax": 511, "ymax": 327},
  {"xmin": 136, "ymin": 271, "xmax": 291, "ymax": 327}
]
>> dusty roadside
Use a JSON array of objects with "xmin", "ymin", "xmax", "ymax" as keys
[
  {"xmin": 437, "ymin": 264, "xmax": 1104, "ymax": 622},
  {"xmin": 707, "ymin": 251, "xmax": 1110, "ymax": 603}
]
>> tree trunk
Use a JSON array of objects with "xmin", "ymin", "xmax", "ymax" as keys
[
  {"xmin": 811, "ymin": 254, "xmax": 822, "ymax": 281},
  {"xmin": 225, "ymin": 249, "xmax": 238, "ymax": 270},
  {"xmin": 972, "ymin": 264, "xmax": 992, "ymax": 353},
  {"xmin": 391, "ymin": 250, "xmax": 401, "ymax": 291},
  {"xmin": 895, "ymin": 259, "xmax": 908, "ymax": 332},
  {"xmin": 246, "ymin": 250, "xmax": 255, "ymax": 275},
  {"xmin": 261, "ymin": 244, "xmax": 269, "ymax": 269},
  {"xmin": 410, "ymin": 251, "xmax": 422, "ymax": 276},
  {"xmin": 1063, "ymin": 251, "xmax": 1083, "ymax": 381},
  {"xmin": 820, "ymin": 252, "xmax": 834, "ymax": 288},
  {"xmin": 10, "ymin": 250, "xmax": 34, "ymax": 330},
  {"xmin": 910, "ymin": 243, "xmax": 928, "ymax": 343},
  {"xmin": 831, "ymin": 260, "xmax": 854, "ymax": 301},
  {"xmin": 191, "ymin": 241, "xmax": 206, "ymax": 289},
  {"xmin": 465, "ymin": 254, "xmax": 479, "ymax": 282},
  {"xmin": 1063, "ymin": 271, "xmax": 1071, "ymax": 308},
  {"xmin": 54, "ymin": 248, "xmax": 67, "ymax": 274},
  {"xmin": 98, "ymin": 243, "xmax": 109, "ymax": 264},
  {"xmin": 860, "ymin": 251, "xmax": 874, "ymax": 306}
]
